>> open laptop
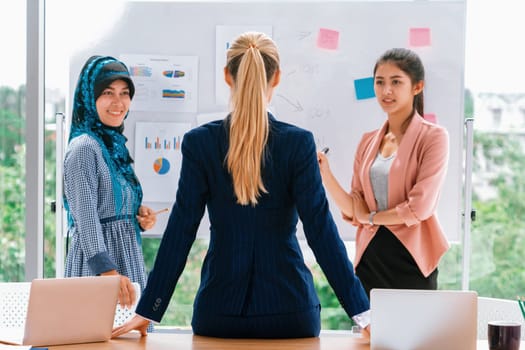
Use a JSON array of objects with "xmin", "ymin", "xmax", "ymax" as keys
[
  {"xmin": 0, "ymin": 276, "xmax": 120, "ymax": 347},
  {"xmin": 370, "ymin": 288, "xmax": 478, "ymax": 350}
]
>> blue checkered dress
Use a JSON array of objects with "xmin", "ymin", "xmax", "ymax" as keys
[{"xmin": 63, "ymin": 134, "xmax": 147, "ymax": 292}]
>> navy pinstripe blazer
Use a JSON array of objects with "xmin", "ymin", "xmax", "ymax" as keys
[{"xmin": 136, "ymin": 113, "xmax": 369, "ymax": 323}]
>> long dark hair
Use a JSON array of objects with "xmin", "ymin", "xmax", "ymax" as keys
[{"xmin": 374, "ymin": 48, "xmax": 425, "ymax": 116}]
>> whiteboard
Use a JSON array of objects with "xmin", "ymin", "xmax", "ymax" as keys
[{"xmin": 70, "ymin": 1, "xmax": 466, "ymax": 241}]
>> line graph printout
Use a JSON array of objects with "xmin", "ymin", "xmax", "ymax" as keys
[
  {"xmin": 121, "ymin": 54, "xmax": 198, "ymax": 113},
  {"xmin": 135, "ymin": 122, "xmax": 192, "ymax": 202}
]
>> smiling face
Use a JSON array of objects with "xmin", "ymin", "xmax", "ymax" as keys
[
  {"xmin": 374, "ymin": 62, "xmax": 423, "ymax": 118},
  {"xmin": 95, "ymin": 79, "xmax": 131, "ymax": 128}
]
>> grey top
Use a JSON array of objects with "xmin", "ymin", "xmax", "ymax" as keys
[{"xmin": 369, "ymin": 152, "xmax": 395, "ymax": 211}]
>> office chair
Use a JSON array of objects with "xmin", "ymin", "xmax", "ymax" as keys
[
  {"xmin": 114, "ymin": 282, "xmax": 141, "ymax": 327},
  {"xmin": 478, "ymin": 296, "xmax": 525, "ymax": 340},
  {"xmin": 0, "ymin": 282, "xmax": 31, "ymax": 328}
]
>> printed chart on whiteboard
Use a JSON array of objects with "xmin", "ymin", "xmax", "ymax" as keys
[
  {"xmin": 135, "ymin": 122, "xmax": 192, "ymax": 202},
  {"xmin": 121, "ymin": 54, "xmax": 199, "ymax": 113}
]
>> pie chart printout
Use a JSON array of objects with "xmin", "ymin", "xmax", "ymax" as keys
[{"xmin": 153, "ymin": 157, "xmax": 170, "ymax": 175}]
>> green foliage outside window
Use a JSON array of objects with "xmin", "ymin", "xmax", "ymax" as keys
[
  {"xmin": 0, "ymin": 146, "xmax": 25, "ymax": 281},
  {"xmin": 0, "ymin": 86, "xmax": 26, "ymax": 281}
]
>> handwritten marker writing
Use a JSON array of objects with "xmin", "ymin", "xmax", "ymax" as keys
[
  {"xmin": 154, "ymin": 208, "xmax": 169, "ymax": 215},
  {"xmin": 321, "ymin": 147, "xmax": 330, "ymax": 154}
]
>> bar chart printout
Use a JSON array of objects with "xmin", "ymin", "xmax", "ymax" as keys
[{"xmin": 135, "ymin": 122, "xmax": 192, "ymax": 202}]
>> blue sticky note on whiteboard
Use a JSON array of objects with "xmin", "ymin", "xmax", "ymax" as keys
[{"xmin": 354, "ymin": 77, "xmax": 375, "ymax": 100}]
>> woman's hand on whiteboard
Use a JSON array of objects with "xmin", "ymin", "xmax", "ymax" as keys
[
  {"xmin": 137, "ymin": 205, "xmax": 157, "ymax": 231},
  {"xmin": 317, "ymin": 150, "xmax": 332, "ymax": 181}
]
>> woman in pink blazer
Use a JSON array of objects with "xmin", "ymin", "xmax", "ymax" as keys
[{"xmin": 318, "ymin": 48, "xmax": 449, "ymax": 296}]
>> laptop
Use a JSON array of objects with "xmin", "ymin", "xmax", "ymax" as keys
[
  {"xmin": 0, "ymin": 276, "xmax": 120, "ymax": 347},
  {"xmin": 370, "ymin": 288, "xmax": 478, "ymax": 350}
]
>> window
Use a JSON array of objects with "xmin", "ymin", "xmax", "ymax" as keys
[
  {"xmin": 0, "ymin": 0, "xmax": 26, "ymax": 282},
  {"xmin": 491, "ymin": 108, "xmax": 502, "ymax": 128},
  {"xmin": 465, "ymin": 1, "xmax": 525, "ymax": 299}
]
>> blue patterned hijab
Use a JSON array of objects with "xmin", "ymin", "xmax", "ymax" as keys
[{"xmin": 66, "ymin": 55, "xmax": 143, "ymax": 240}]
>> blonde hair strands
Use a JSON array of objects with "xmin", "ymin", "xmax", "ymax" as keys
[{"xmin": 225, "ymin": 32, "xmax": 280, "ymax": 206}]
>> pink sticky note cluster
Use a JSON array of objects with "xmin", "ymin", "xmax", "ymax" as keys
[
  {"xmin": 317, "ymin": 28, "xmax": 340, "ymax": 50},
  {"xmin": 409, "ymin": 27, "xmax": 431, "ymax": 47}
]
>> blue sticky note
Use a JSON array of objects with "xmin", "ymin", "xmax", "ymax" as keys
[{"xmin": 354, "ymin": 77, "xmax": 375, "ymax": 100}]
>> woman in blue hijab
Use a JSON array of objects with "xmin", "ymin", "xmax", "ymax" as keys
[{"xmin": 64, "ymin": 56, "xmax": 157, "ymax": 310}]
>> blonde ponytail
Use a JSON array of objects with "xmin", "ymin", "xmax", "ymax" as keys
[{"xmin": 225, "ymin": 32, "xmax": 280, "ymax": 206}]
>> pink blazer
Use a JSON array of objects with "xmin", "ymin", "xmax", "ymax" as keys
[{"xmin": 351, "ymin": 113, "xmax": 450, "ymax": 277}]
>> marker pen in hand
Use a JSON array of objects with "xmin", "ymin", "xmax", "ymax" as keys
[
  {"xmin": 321, "ymin": 147, "xmax": 330, "ymax": 154},
  {"xmin": 153, "ymin": 208, "xmax": 169, "ymax": 215}
]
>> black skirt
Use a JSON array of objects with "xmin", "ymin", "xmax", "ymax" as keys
[{"xmin": 355, "ymin": 225, "xmax": 438, "ymax": 298}]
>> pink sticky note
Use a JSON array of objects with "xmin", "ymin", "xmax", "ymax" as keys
[
  {"xmin": 424, "ymin": 113, "xmax": 437, "ymax": 124},
  {"xmin": 317, "ymin": 28, "xmax": 340, "ymax": 50},
  {"xmin": 409, "ymin": 27, "xmax": 431, "ymax": 47}
]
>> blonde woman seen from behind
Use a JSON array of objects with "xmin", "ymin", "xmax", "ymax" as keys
[{"xmin": 112, "ymin": 32, "xmax": 370, "ymax": 339}]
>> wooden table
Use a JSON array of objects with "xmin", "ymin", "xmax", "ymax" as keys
[
  {"xmin": 47, "ymin": 332, "xmax": 367, "ymax": 350},
  {"xmin": 46, "ymin": 332, "xmax": 523, "ymax": 350}
]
